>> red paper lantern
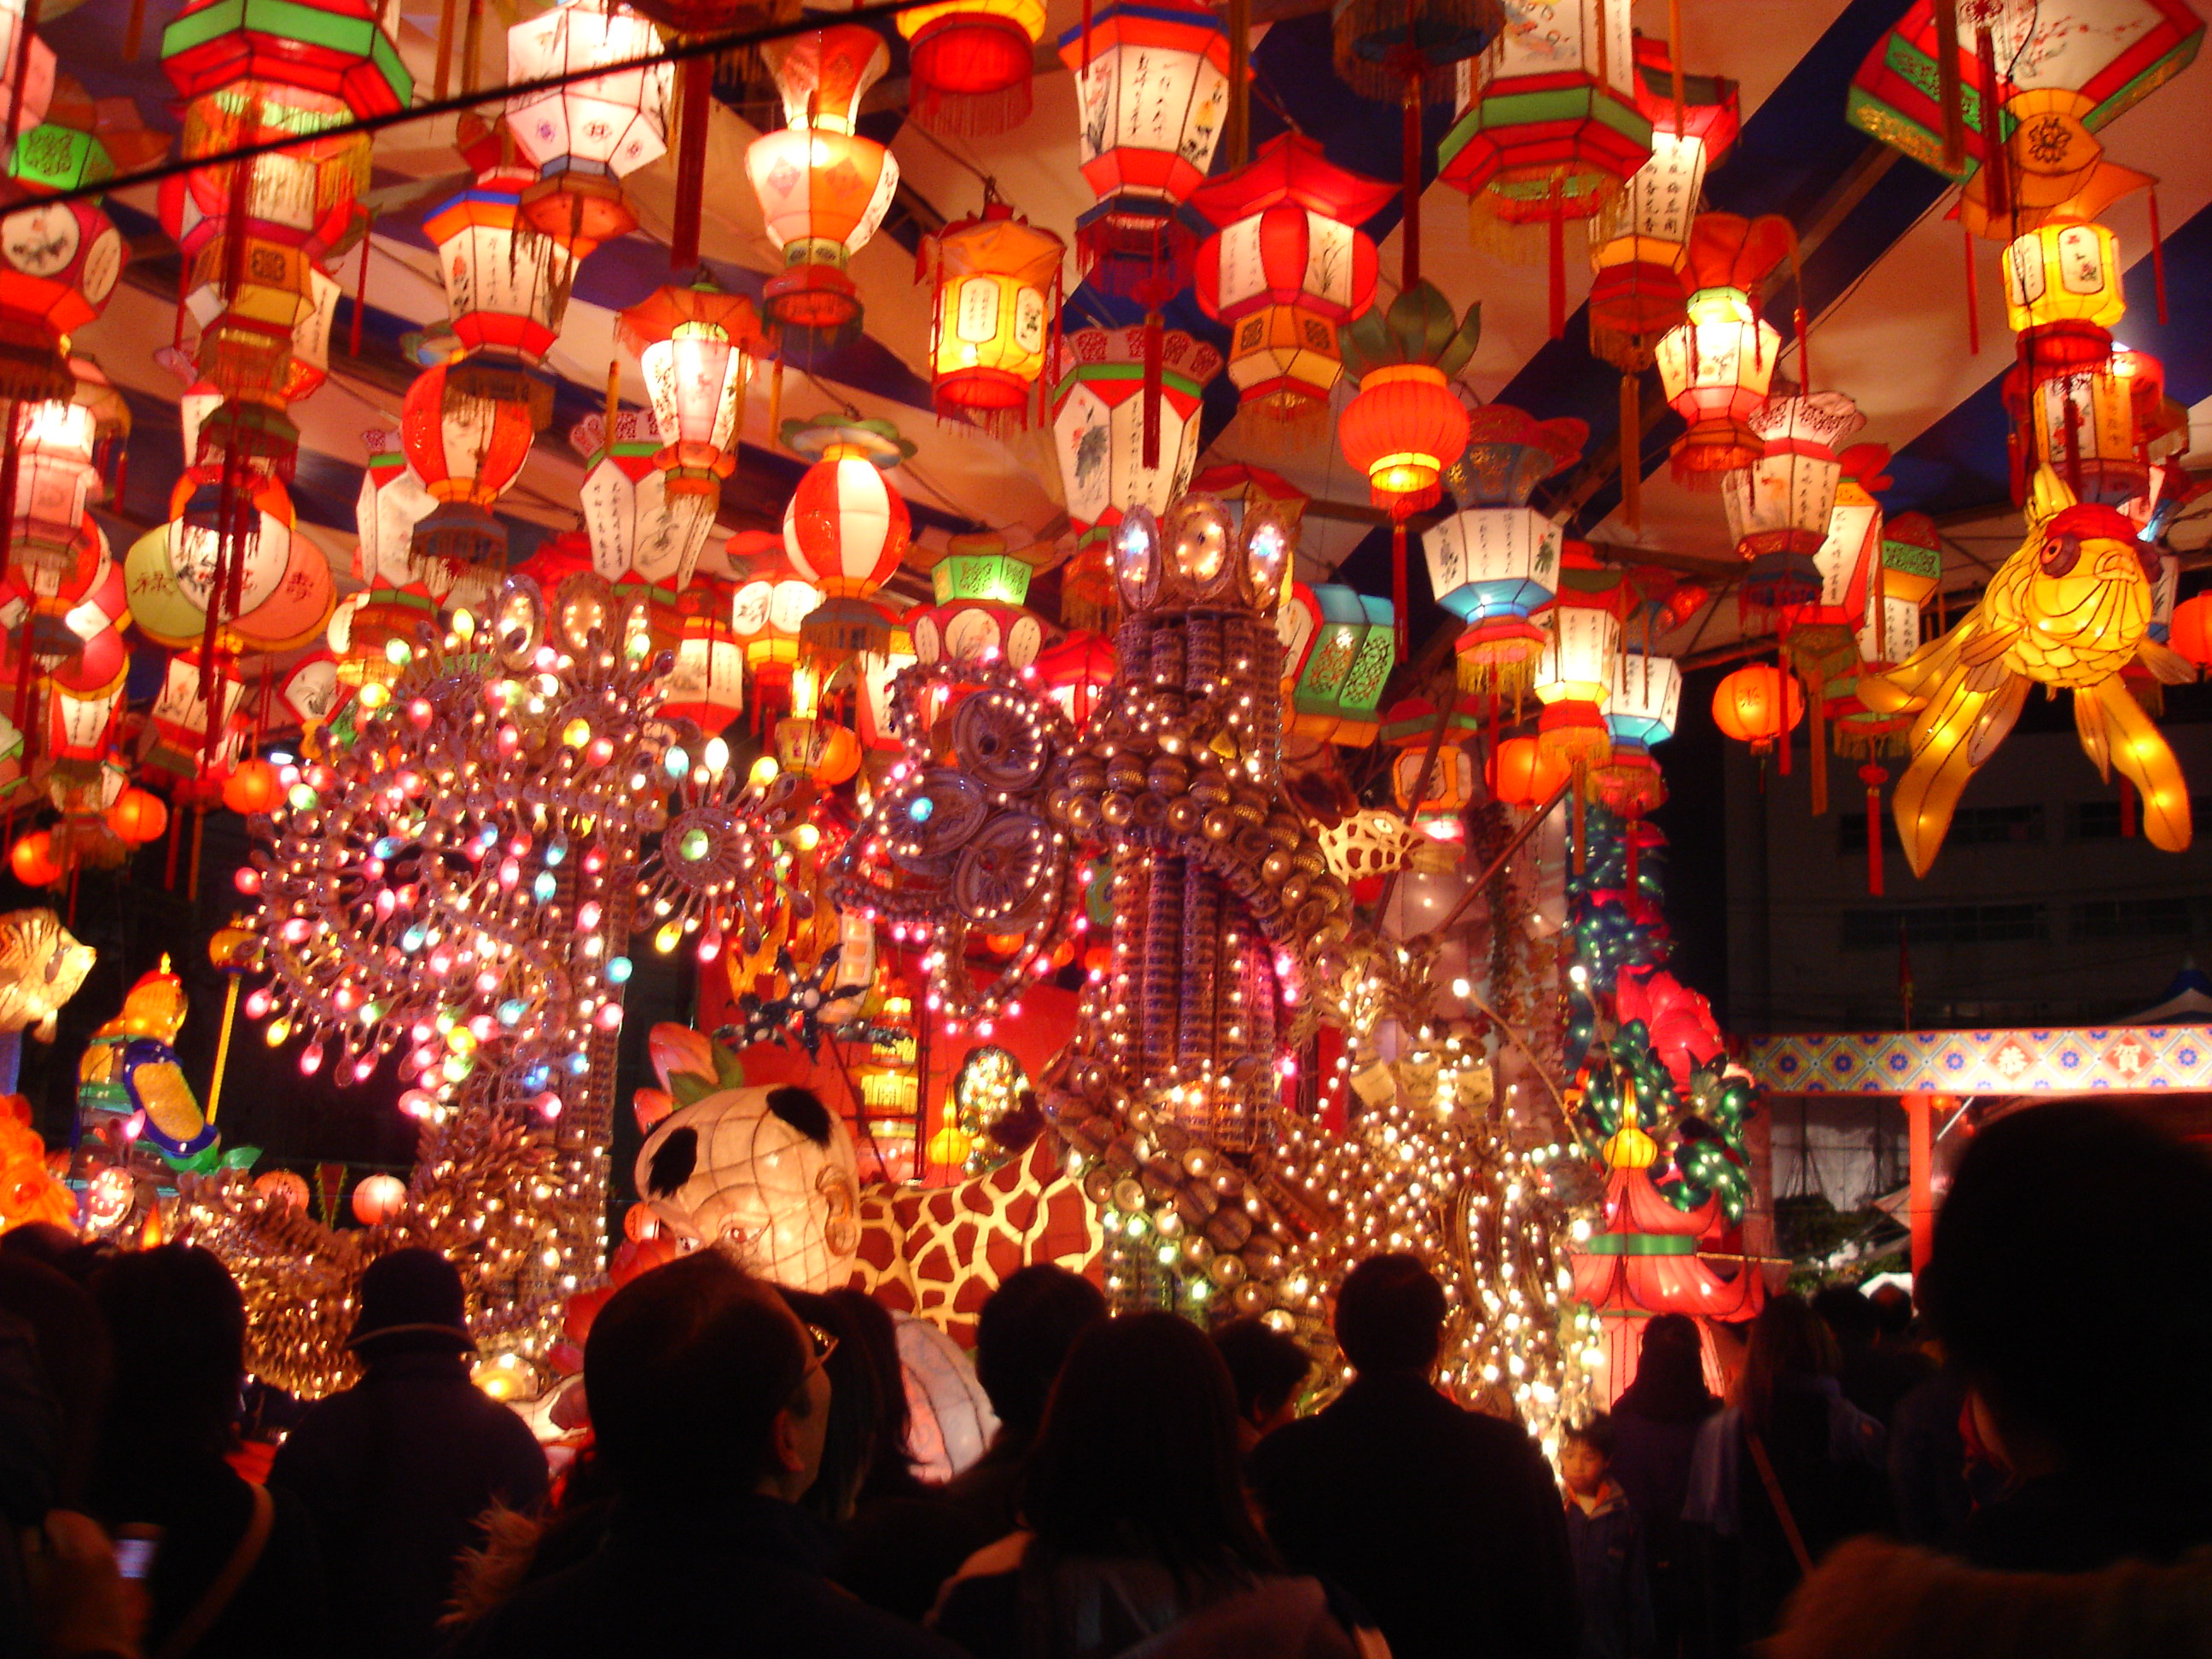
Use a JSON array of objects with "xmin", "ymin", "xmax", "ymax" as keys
[
  {"xmin": 351, "ymin": 1171, "xmax": 407, "ymax": 1225},
  {"xmin": 1037, "ymin": 630, "xmax": 1118, "ymax": 728},
  {"xmin": 1340, "ymin": 368, "xmax": 1470, "ymax": 514},
  {"xmin": 1711, "ymin": 662, "xmax": 1804, "ymax": 754},
  {"xmin": 224, "ymin": 757, "xmax": 283, "ymax": 815},
  {"xmin": 8, "ymin": 830, "xmax": 59, "ymax": 887},
  {"xmin": 1652, "ymin": 213, "xmax": 1795, "ymax": 483},
  {"xmin": 781, "ymin": 416, "xmax": 914, "ymax": 651},
  {"xmin": 399, "ymin": 363, "xmax": 536, "ymax": 569},
  {"xmin": 897, "ymin": 0, "xmax": 1046, "ymax": 136},
  {"xmin": 107, "ymin": 789, "xmax": 170, "ymax": 846},
  {"xmin": 1487, "ymin": 735, "xmax": 1569, "ymax": 805}
]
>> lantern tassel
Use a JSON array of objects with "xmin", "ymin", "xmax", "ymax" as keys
[
  {"xmin": 1963, "ymin": 221, "xmax": 1980, "ymax": 355},
  {"xmin": 1546, "ymin": 187, "xmax": 1566, "ymax": 341},
  {"xmin": 350, "ymin": 212, "xmax": 372, "ymax": 358},
  {"xmin": 434, "ymin": 0, "xmax": 459, "ymax": 101},
  {"xmin": 1626, "ymin": 817, "xmax": 1640, "ymax": 899},
  {"xmin": 1933, "ymin": 0, "xmax": 1965, "ymax": 172},
  {"xmin": 1400, "ymin": 87, "xmax": 1422, "ymax": 292},
  {"xmin": 672, "ymin": 55, "xmax": 712, "ymax": 271},
  {"xmin": 461, "ymin": 0, "xmax": 486, "ymax": 94},
  {"xmin": 1806, "ymin": 672, "xmax": 1827, "ymax": 815},
  {"xmin": 1391, "ymin": 517, "xmax": 1408, "ymax": 663},
  {"xmin": 1140, "ymin": 308, "xmax": 1162, "ymax": 471},
  {"xmin": 1975, "ymin": 28, "xmax": 2008, "ymax": 225},
  {"xmin": 1860, "ymin": 763, "xmax": 1885, "ymax": 896},
  {"xmin": 767, "ymin": 356, "xmax": 783, "ymax": 445},
  {"xmin": 1619, "ymin": 375, "xmax": 1641, "ymax": 533},
  {"xmin": 123, "ymin": 0, "xmax": 143, "ymax": 58},
  {"xmin": 2151, "ymin": 186, "xmax": 2169, "ymax": 326},
  {"xmin": 603, "ymin": 357, "xmax": 622, "ymax": 437},
  {"xmin": 1080, "ymin": 0, "xmax": 1091, "ymax": 71},
  {"xmin": 2, "ymin": 0, "xmax": 38, "ymax": 140},
  {"xmin": 1776, "ymin": 650, "xmax": 1792, "ymax": 777}
]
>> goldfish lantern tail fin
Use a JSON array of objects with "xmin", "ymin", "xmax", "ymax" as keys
[
  {"xmin": 2137, "ymin": 637, "xmax": 2198, "ymax": 688},
  {"xmin": 1894, "ymin": 670, "xmax": 2024, "ymax": 876},
  {"xmin": 2087, "ymin": 677, "xmax": 2193, "ymax": 852},
  {"xmin": 1863, "ymin": 626, "xmax": 1965, "ymax": 716},
  {"xmin": 2074, "ymin": 681, "xmax": 2114, "ymax": 782}
]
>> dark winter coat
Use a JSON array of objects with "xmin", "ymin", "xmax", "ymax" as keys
[
  {"xmin": 1565, "ymin": 1481, "xmax": 1654, "ymax": 1659},
  {"xmin": 269, "ymin": 1349, "xmax": 548, "ymax": 1658},
  {"xmin": 1250, "ymin": 1371, "xmax": 1578, "ymax": 1659}
]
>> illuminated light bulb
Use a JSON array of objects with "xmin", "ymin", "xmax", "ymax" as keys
[
  {"xmin": 655, "ymin": 921, "xmax": 682, "ymax": 953},
  {"xmin": 749, "ymin": 755, "xmax": 781, "ymax": 788},
  {"xmin": 703, "ymin": 736, "xmax": 731, "ymax": 776},
  {"xmin": 236, "ymin": 867, "xmax": 263, "ymax": 895},
  {"xmin": 595, "ymin": 1003, "xmax": 624, "ymax": 1032},
  {"xmin": 245, "ymin": 988, "xmax": 274, "ymax": 1020},
  {"xmin": 576, "ymin": 900, "xmax": 603, "ymax": 931},
  {"xmin": 535, "ymin": 1092, "xmax": 563, "ymax": 1119},
  {"xmin": 533, "ymin": 872, "xmax": 559, "ymax": 903}
]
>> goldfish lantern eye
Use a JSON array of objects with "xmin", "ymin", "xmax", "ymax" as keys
[{"xmin": 2040, "ymin": 532, "xmax": 2081, "ymax": 578}]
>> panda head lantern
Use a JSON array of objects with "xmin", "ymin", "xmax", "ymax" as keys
[{"xmin": 635, "ymin": 1080, "xmax": 862, "ymax": 1292}]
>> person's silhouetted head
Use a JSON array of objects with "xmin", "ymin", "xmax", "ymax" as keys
[
  {"xmin": 1621, "ymin": 1312, "xmax": 1713, "ymax": 1422},
  {"xmin": 781, "ymin": 1288, "xmax": 879, "ymax": 1524},
  {"xmin": 1922, "ymin": 1103, "xmax": 2212, "ymax": 1478},
  {"xmin": 1211, "ymin": 1317, "xmax": 1312, "ymax": 1435},
  {"xmin": 1812, "ymin": 1284, "xmax": 1880, "ymax": 1352},
  {"xmin": 349, "ymin": 1247, "xmax": 474, "ymax": 1359},
  {"xmin": 1738, "ymin": 1295, "xmax": 1839, "ymax": 1435},
  {"xmin": 584, "ymin": 1251, "xmax": 826, "ymax": 1511},
  {"xmin": 1334, "ymin": 1253, "xmax": 1446, "ymax": 1377},
  {"xmin": 827, "ymin": 1286, "xmax": 918, "ymax": 1495},
  {"xmin": 1022, "ymin": 1313, "xmax": 1277, "ymax": 1583},
  {"xmin": 1560, "ymin": 1413, "xmax": 1616, "ymax": 1500},
  {"xmin": 972, "ymin": 1264, "xmax": 1106, "ymax": 1443},
  {"xmin": 90, "ymin": 1246, "xmax": 245, "ymax": 1513},
  {"xmin": 1866, "ymin": 1282, "xmax": 1914, "ymax": 1340}
]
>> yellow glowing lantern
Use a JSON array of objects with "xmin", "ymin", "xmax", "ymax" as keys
[{"xmin": 923, "ymin": 199, "xmax": 1063, "ymax": 437}]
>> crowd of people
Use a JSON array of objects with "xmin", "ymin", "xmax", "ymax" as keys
[{"xmin": 3, "ymin": 1098, "xmax": 2209, "ymax": 1659}]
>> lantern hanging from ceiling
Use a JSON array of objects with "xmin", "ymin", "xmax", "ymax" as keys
[
  {"xmin": 1280, "ymin": 581, "xmax": 1395, "ymax": 748},
  {"xmin": 43, "ymin": 635, "xmax": 125, "ymax": 769},
  {"xmin": 1722, "ymin": 389, "xmax": 1865, "ymax": 619},
  {"xmin": 1051, "ymin": 323, "xmax": 1222, "ymax": 557},
  {"xmin": 424, "ymin": 120, "xmax": 580, "ymax": 372},
  {"xmin": 1534, "ymin": 562, "xmax": 1621, "ymax": 793},
  {"xmin": 905, "ymin": 532, "xmax": 1054, "ymax": 670},
  {"xmin": 1487, "ymin": 733, "xmax": 1569, "ymax": 805},
  {"xmin": 2005, "ymin": 344, "xmax": 2166, "ymax": 509},
  {"xmin": 1788, "ymin": 441, "xmax": 1888, "ymax": 682},
  {"xmin": 620, "ymin": 273, "xmax": 762, "ymax": 500},
  {"xmin": 1653, "ymin": 212, "xmax": 1794, "ymax": 484},
  {"xmin": 1339, "ymin": 282, "xmax": 1481, "ymax": 658},
  {"xmin": 1428, "ymin": 404, "xmax": 1581, "ymax": 699},
  {"xmin": 399, "ymin": 361, "xmax": 537, "ymax": 570},
  {"xmin": 897, "ymin": 0, "xmax": 1047, "ymax": 136},
  {"xmin": 142, "ymin": 651, "xmax": 245, "ymax": 781},
  {"xmin": 658, "ymin": 579, "xmax": 746, "ymax": 736},
  {"xmin": 781, "ymin": 416, "xmax": 915, "ymax": 652},
  {"xmin": 1592, "ymin": 649, "xmax": 1679, "ymax": 819},
  {"xmin": 1055, "ymin": 0, "xmax": 1233, "ymax": 293},
  {"xmin": 745, "ymin": 25, "xmax": 899, "ymax": 336},
  {"xmin": 1383, "ymin": 695, "xmax": 1481, "ymax": 829},
  {"xmin": 1036, "ymin": 629, "xmax": 1118, "ymax": 730},
  {"xmin": 1711, "ymin": 661, "xmax": 1802, "ymax": 755},
  {"xmin": 0, "ymin": 5, "xmax": 54, "ymax": 143},
  {"xmin": 922, "ymin": 198, "xmax": 1063, "ymax": 437},
  {"xmin": 570, "ymin": 410, "xmax": 718, "ymax": 590},
  {"xmin": 0, "ymin": 192, "xmax": 124, "ymax": 403},
  {"xmin": 1437, "ymin": 0, "xmax": 1651, "ymax": 339},
  {"xmin": 1187, "ymin": 134, "xmax": 1395, "ymax": 434},
  {"xmin": 161, "ymin": 0, "xmax": 411, "ymax": 116},
  {"xmin": 2001, "ymin": 217, "xmax": 2126, "ymax": 378},
  {"xmin": 8, "ymin": 390, "xmax": 103, "ymax": 578},
  {"xmin": 504, "ymin": 0, "xmax": 672, "ymax": 252},
  {"xmin": 1586, "ymin": 38, "xmax": 1738, "ymax": 370},
  {"xmin": 1331, "ymin": 0, "xmax": 1498, "ymax": 102},
  {"xmin": 731, "ymin": 549, "xmax": 824, "ymax": 704},
  {"xmin": 854, "ymin": 622, "xmax": 919, "ymax": 749}
]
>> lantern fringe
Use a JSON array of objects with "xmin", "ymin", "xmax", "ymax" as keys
[
  {"xmin": 1586, "ymin": 322, "xmax": 1667, "ymax": 375},
  {"xmin": 1074, "ymin": 218, "xmax": 1196, "ymax": 299},
  {"xmin": 1457, "ymin": 653, "xmax": 1539, "ymax": 702},
  {"xmin": 1465, "ymin": 187, "xmax": 1610, "ymax": 262},
  {"xmin": 940, "ymin": 399, "xmax": 1033, "ymax": 443},
  {"xmin": 1229, "ymin": 389, "xmax": 1334, "ymax": 453},
  {"xmin": 906, "ymin": 79, "xmax": 1034, "ymax": 139},
  {"xmin": 1832, "ymin": 725, "xmax": 1909, "ymax": 762},
  {"xmin": 1330, "ymin": 0, "xmax": 1500, "ymax": 102}
]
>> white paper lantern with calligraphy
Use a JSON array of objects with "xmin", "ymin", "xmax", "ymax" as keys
[
  {"xmin": 571, "ymin": 411, "xmax": 717, "ymax": 587},
  {"xmin": 1050, "ymin": 325, "xmax": 1222, "ymax": 543}
]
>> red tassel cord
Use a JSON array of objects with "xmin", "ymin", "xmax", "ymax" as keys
[
  {"xmin": 1140, "ymin": 308, "xmax": 1161, "ymax": 471},
  {"xmin": 1400, "ymin": 89, "xmax": 1422, "ymax": 291},
  {"xmin": 2151, "ymin": 187, "xmax": 2169, "ymax": 326},
  {"xmin": 672, "ymin": 55, "xmax": 713, "ymax": 271},
  {"xmin": 1860, "ymin": 763, "xmax": 1885, "ymax": 896},
  {"xmin": 1547, "ymin": 185, "xmax": 1566, "ymax": 341},
  {"xmin": 1391, "ymin": 517, "xmax": 1409, "ymax": 663},
  {"xmin": 1963, "ymin": 221, "xmax": 1980, "ymax": 356},
  {"xmin": 351, "ymin": 213, "xmax": 372, "ymax": 358},
  {"xmin": 1934, "ymin": 0, "xmax": 1965, "ymax": 172},
  {"xmin": 1976, "ymin": 28, "xmax": 2008, "ymax": 226}
]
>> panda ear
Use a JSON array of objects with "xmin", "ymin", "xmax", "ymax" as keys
[
  {"xmin": 644, "ymin": 1126, "xmax": 699, "ymax": 1196},
  {"xmin": 765, "ymin": 1086, "xmax": 833, "ymax": 1145}
]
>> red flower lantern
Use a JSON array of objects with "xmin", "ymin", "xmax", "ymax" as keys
[
  {"xmin": 1653, "ymin": 212, "xmax": 1795, "ymax": 483},
  {"xmin": 1189, "ymin": 134, "xmax": 1394, "ymax": 433},
  {"xmin": 745, "ymin": 25, "xmax": 899, "ymax": 335},
  {"xmin": 897, "ymin": 0, "xmax": 1047, "ymax": 136},
  {"xmin": 780, "ymin": 416, "xmax": 915, "ymax": 651}
]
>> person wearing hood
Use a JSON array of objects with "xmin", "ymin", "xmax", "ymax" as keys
[{"xmin": 270, "ymin": 1249, "xmax": 548, "ymax": 1658}]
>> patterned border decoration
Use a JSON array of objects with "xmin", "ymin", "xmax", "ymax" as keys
[{"xmin": 1744, "ymin": 1027, "xmax": 2212, "ymax": 1096}]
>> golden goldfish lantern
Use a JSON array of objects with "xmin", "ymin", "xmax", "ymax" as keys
[{"xmin": 1863, "ymin": 469, "xmax": 2194, "ymax": 876}]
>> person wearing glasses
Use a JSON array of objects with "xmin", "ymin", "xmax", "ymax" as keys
[{"xmin": 445, "ymin": 1251, "xmax": 963, "ymax": 1659}]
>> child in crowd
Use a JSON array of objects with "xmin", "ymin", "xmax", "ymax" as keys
[{"xmin": 1562, "ymin": 1413, "xmax": 1655, "ymax": 1659}]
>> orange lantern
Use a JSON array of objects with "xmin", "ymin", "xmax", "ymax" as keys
[
  {"xmin": 224, "ymin": 757, "xmax": 283, "ymax": 814},
  {"xmin": 781, "ymin": 416, "xmax": 914, "ymax": 651},
  {"xmin": 107, "ymin": 788, "xmax": 170, "ymax": 846},
  {"xmin": 745, "ymin": 25, "xmax": 899, "ymax": 335},
  {"xmin": 8, "ymin": 830, "xmax": 59, "ymax": 887},
  {"xmin": 620, "ymin": 275, "xmax": 763, "ymax": 500},
  {"xmin": 1487, "ymin": 735, "xmax": 1569, "ymax": 806},
  {"xmin": 399, "ymin": 362, "xmax": 537, "ymax": 569},
  {"xmin": 923, "ymin": 198, "xmax": 1063, "ymax": 435},
  {"xmin": 2170, "ymin": 591, "xmax": 2212, "ymax": 668},
  {"xmin": 351, "ymin": 1172, "xmax": 407, "ymax": 1224},
  {"xmin": 504, "ymin": 0, "xmax": 672, "ymax": 250},
  {"xmin": 1711, "ymin": 662, "xmax": 1803, "ymax": 754},
  {"xmin": 897, "ymin": 0, "xmax": 1046, "ymax": 137}
]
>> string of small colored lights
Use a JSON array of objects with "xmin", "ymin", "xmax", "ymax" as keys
[{"xmin": 180, "ymin": 573, "xmax": 717, "ymax": 1395}]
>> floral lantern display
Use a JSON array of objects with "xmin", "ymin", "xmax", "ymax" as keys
[
  {"xmin": 1426, "ymin": 404, "xmax": 1581, "ymax": 698},
  {"xmin": 1652, "ymin": 212, "xmax": 1794, "ymax": 482},
  {"xmin": 504, "ymin": 0, "xmax": 671, "ymax": 251},
  {"xmin": 745, "ymin": 24, "xmax": 899, "ymax": 335},
  {"xmin": 1055, "ymin": 0, "xmax": 1232, "ymax": 292},
  {"xmin": 906, "ymin": 532, "xmax": 1055, "ymax": 669},
  {"xmin": 1722, "ymin": 389, "xmax": 1865, "ymax": 619},
  {"xmin": 620, "ymin": 273, "xmax": 763, "ymax": 501},
  {"xmin": 921, "ymin": 198, "xmax": 1063, "ymax": 435},
  {"xmin": 780, "ymin": 415, "xmax": 915, "ymax": 653},
  {"xmin": 570, "ymin": 410, "xmax": 717, "ymax": 590},
  {"xmin": 1437, "ymin": 0, "xmax": 1650, "ymax": 339},
  {"xmin": 1051, "ymin": 324, "xmax": 1222, "ymax": 626},
  {"xmin": 1188, "ymin": 134, "xmax": 1394, "ymax": 435},
  {"xmin": 1280, "ymin": 581, "xmax": 1394, "ymax": 748},
  {"xmin": 1592, "ymin": 649, "xmax": 1679, "ymax": 821},
  {"xmin": 897, "ymin": 0, "xmax": 1047, "ymax": 136},
  {"xmin": 399, "ymin": 361, "xmax": 537, "ymax": 570},
  {"xmin": 1338, "ymin": 282, "xmax": 1482, "ymax": 655},
  {"xmin": 422, "ymin": 117, "xmax": 579, "ymax": 374}
]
